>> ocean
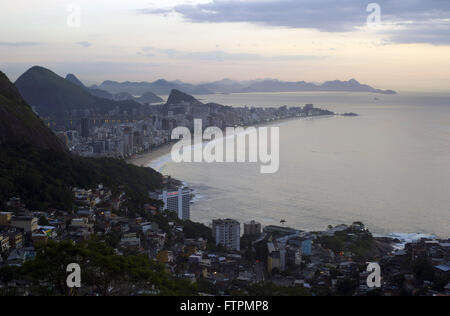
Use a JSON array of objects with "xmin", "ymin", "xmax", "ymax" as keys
[{"xmin": 148, "ymin": 91, "xmax": 450, "ymax": 238}]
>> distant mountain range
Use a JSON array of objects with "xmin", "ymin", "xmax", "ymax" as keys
[
  {"xmin": 66, "ymin": 74, "xmax": 163, "ymax": 104},
  {"xmin": 97, "ymin": 78, "xmax": 397, "ymax": 96},
  {"xmin": 12, "ymin": 65, "xmax": 396, "ymax": 119}
]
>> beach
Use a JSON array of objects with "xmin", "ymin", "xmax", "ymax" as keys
[{"xmin": 128, "ymin": 142, "xmax": 174, "ymax": 168}]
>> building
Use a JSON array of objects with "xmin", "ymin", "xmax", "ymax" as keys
[
  {"xmin": 267, "ymin": 242, "xmax": 287, "ymax": 273},
  {"xmin": 0, "ymin": 212, "xmax": 13, "ymax": 225},
  {"xmin": 212, "ymin": 219, "xmax": 241, "ymax": 251},
  {"xmin": 244, "ymin": 220, "xmax": 262, "ymax": 237},
  {"xmin": 0, "ymin": 234, "xmax": 10, "ymax": 253},
  {"xmin": 151, "ymin": 188, "xmax": 191, "ymax": 221},
  {"xmin": 286, "ymin": 246, "xmax": 302, "ymax": 267},
  {"xmin": 80, "ymin": 117, "xmax": 90, "ymax": 138},
  {"xmin": 263, "ymin": 225, "xmax": 298, "ymax": 236},
  {"xmin": 11, "ymin": 216, "xmax": 38, "ymax": 233},
  {"xmin": 0, "ymin": 226, "xmax": 24, "ymax": 250}
]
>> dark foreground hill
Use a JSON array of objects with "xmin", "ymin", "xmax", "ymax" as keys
[
  {"xmin": 0, "ymin": 72, "xmax": 67, "ymax": 152},
  {"xmin": 0, "ymin": 71, "xmax": 162, "ymax": 210}
]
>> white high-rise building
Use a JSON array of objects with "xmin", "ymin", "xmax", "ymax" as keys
[
  {"xmin": 152, "ymin": 188, "xmax": 191, "ymax": 221},
  {"xmin": 212, "ymin": 219, "xmax": 241, "ymax": 251}
]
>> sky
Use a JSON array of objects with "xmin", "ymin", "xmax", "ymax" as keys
[{"xmin": 1, "ymin": 0, "xmax": 450, "ymax": 91}]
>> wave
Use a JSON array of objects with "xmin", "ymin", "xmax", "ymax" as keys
[{"xmin": 388, "ymin": 232, "xmax": 437, "ymax": 250}]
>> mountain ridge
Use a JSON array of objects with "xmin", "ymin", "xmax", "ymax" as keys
[
  {"xmin": 66, "ymin": 73, "xmax": 164, "ymax": 104},
  {"xmin": 97, "ymin": 78, "xmax": 397, "ymax": 96},
  {"xmin": 14, "ymin": 66, "xmax": 144, "ymax": 118}
]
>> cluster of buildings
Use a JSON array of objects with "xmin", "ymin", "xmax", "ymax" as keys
[
  {"xmin": 51, "ymin": 90, "xmax": 334, "ymax": 159},
  {"xmin": 157, "ymin": 218, "xmax": 449, "ymax": 296},
  {"xmin": 1, "ymin": 172, "xmax": 448, "ymax": 297},
  {"xmin": 1, "ymin": 186, "xmax": 449, "ymax": 296},
  {"xmin": 57, "ymin": 117, "xmax": 172, "ymax": 158}
]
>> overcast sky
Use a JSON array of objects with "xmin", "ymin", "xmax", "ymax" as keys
[{"xmin": 1, "ymin": 0, "xmax": 449, "ymax": 91}]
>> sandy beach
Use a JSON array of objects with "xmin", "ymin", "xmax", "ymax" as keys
[{"xmin": 127, "ymin": 142, "xmax": 174, "ymax": 168}]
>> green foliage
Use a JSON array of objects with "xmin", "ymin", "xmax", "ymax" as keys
[
  {"xmin": 317, "ymin": 225, "xmax": 375, "ymax": 259},
  {"xmin": 183, "ymin": 221, "xmax": 213, "ymax": 241},
  {"xmin": 197, "ymin": 278, "xmax": 219, "ymax": 295},
  {"xmin": 38, "ymin": 216, "xmax": 50, "ymax": 226},
  {"xmin": 0, "ymin": 144, "xmax": 162, "ymax": 211},
  {"xmin": 16, "ymin": 239, "xmax": 198, "ymax": 296},
  {"xmin": 336, "ymin": 279, "xmax": 358, "ymax": 296}
]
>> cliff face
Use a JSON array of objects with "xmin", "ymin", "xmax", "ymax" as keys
[{"xmin": 0, "ymin": 71, "xmax": 67, "ymax": 152}]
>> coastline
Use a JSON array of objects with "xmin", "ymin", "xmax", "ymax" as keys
[
  {"xmin": 127, "ymin": 142, "xmax": 175, "ymax": 168},
  {"xmin": 127, "ymin": 114, "xmax": 336, "ymax": 169}
]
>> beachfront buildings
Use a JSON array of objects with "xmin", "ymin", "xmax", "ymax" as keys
[
  {"xmin": 151, "ymin": 188, "xmax": 191, "ymax": 221},
  {"xmin": 212, "ymin": 219, "xmax": 241, "ymax": 251},
  {"xmin": 244, "ymin": 220, "xmax": 262, "ymax": 237}
]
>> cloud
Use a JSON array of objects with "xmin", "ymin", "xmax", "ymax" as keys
[
  {"xmin": 141, "ymin": 47, "xmax": 325, "ymax": 61},
  {"xmin": 0, "ymin": 42, "xmax": 43, "ymax": 47},
  {"xmin": 75, "ymin": 41, "xmax": 93, "ymax": 48},
  {"xmin": 385, "ymin": 20, "xmax": 450, "ymax": 45},
  {"xmin": 141, "ymin": 0, "xmax": 450, "ymax": 45}
]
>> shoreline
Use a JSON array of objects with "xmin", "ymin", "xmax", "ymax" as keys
[
  {"xmin": 127, "ymin": 114, "xmax": 336, "ymax": 168},
  {"xmin": 127, "ymin": 142, "xmax": 175, "ymax": 168}
]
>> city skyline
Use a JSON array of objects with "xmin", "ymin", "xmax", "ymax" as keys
[{"xmin": 1, "ymin": 0, "xmax": 450, "ymax": 91}]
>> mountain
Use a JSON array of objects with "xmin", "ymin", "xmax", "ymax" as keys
[
  {"xmin": 240, "ymin": 78, "xmax": 397, "ymax": 94},
  {"xmin": 0, "ymin": 71, "xmax": 162, "ymax": 210},
  {"xmin": 318, "ymin": 79, "xmax": 397, "ymax": 94},
  {"xmin": 113, "ymin": 92, "xmax": 136, "ymax": 101},
  {"xmin": 97, "ymin": 78, "xmax": 397, "ymax": 95},
  {"xmin": 136, "ymin": 92, "xmax": 164, "ymax": 104},
  {"xmin": 65, "ymin": 73, "xmax": 86, "ymax": 88},
  {"xmin": 88, "ymin": 88, "xmax": 114, "ymax": 100},
  {"xmin": 65, "ymin": 73, "xmax": 114, "ymax": 100},
  {"xmin": 98, "ymin": 79, "xmax": 214, "ymax": 96},
  {"xmin": 166, "ymin": 89, "xmax": 203, "ymax": 106},
  {"xmin": 14, "ymin": 66, "xmax": 142, "ymax": 118},
  {"xmin": 110, "ymin": 91, "xmax": 164, "ymax": 104},
  {"xmin": 0, "ymin": 72, "xmax": 67, "ymax": 152},
  {"xmin": 65, "ymin": 73, "xmax": 163, "ymax": 104}
]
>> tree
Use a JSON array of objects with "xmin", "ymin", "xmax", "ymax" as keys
[
  {"xmin": 38, "ymin": 216, "xmax": 49, "ymax": 226},
  {"xmin": 19, "ymin": 239, "xmax": 198, "ymax": 296},
  {"xmin": 336, "ymin": 279, "xmax": 357, "ymax": 296}
]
